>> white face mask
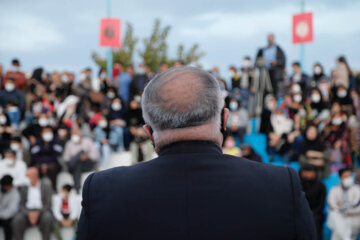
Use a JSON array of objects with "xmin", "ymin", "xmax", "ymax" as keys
[
  {"xmin": 112, "ymin": 103, "xmax": 122, "ymax": 111},
  {"xmin": 314, "ymin": 66, "xmax": 322, "ymax": 75},
  {"xmin": 12, "ymin": 66, "xmax": 20, "ymax": 72},
  {"xmin": 293, "ymin": 74, "xmax": 301, "ymax": 82},
  {"xmin": 98, "ymin": 120, "xmax": 108, "ymax": 128},
  {"xmin": 266, "ymin": 101, "xmax": 275, "ymax": 110},
  {"xmin": 275, "ymin": 114, "xmax": 285, "ymax": 122},
  {"xmin": 10, "ymin": 143, "xmax": 20, "ymax": 151},
  {"xmin": 342, "ymin": 176, "xmax": 354, "ymax": 188},
  {"xmin": 107, "ymin": 92, "xmax": 115, "ymax": 99},
  {"xmin": 0, "ymin": 115, "xmax": 6, "ymax": 125},
  {"xmin": 332, "ymin": 117, "xmax": 343, "ymax": 126},
  {"xmin": 71, "ymin": 135, "xmax": 80, "ymax": 143},
  {"xmin": 61, "ymin": 75, "xmax": 69, "ymax": 83},
  {"xmin": 100, "ymin": 72, "xmax": 107, "ymax": 79},
  {"xmin": 5, "ymin": 83, "xmax": 15, "ymax": 92},
  {"xmin": 311, "ymin": 94, "xmax": 321, "ymax": 103},
  {"xmin": 228, "ymin": 70, "xmax": 235, "ymax": 78},
  {"xmin": 242, "ymin": 60, "xmax": 251, "ymax": 68},
  {"xmin": 337, "ymin": 90, "xmax": 347, "ymax": 98},
  {"xmin": 7, "ymin": 106, "xmax": 18, "ymax": 113},
  {"xmin": 293, "ymin": 94, "xmax": 302, "ymax": 103},
  {"xmin": 42, "ymin": 132, "xmax": 54, "ymax": 142},
  {"xmin": 38, "ymin": 118, "xmax": 49, "ymax": 127},
  {"xmin": 291, "ymin": 84, "xmax": 301, "ymax": 93},
  {"xmin": 80, "ymin": 73, "xmax": 87, "ymax": 81},
  {"xmin": 137, "ymin": 68, "xmax": 145, "ymax": 75},
  {"xmin": 134, "ymin": 96, "xmax": 141, "ymax": 103}
]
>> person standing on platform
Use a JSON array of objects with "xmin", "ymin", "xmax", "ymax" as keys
[{"xmin": 256, "ymin": 33, "xmax": 286, "ymax": 98}]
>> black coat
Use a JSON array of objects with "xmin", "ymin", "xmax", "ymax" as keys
[
  {"xmin": 77, "ymin": 141, "xmax": 316, "ymax": 240},
  {"xmin": 256, "ymin": 45, "xmax": 286, "ymax": 82}
]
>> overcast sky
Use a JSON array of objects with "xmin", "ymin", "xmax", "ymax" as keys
[{"xmin": 0, "ymin": 0, "xmax": 359, "ymax": 77}]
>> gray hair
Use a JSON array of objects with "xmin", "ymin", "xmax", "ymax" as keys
[{"xmin": 141, "ymin": 66, "xmax": 224, "ymax": 131}]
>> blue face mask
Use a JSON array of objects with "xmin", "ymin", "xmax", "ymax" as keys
[
  {"xmin": 229, "ymin": 102, "xmax": 238, "ymax": 111},
  {"xmin": 137, "ymin": 68, "xmax": 146, "ymax": 75}
]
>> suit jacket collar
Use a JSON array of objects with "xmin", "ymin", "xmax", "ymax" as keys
[{"xmin": 159, "ymin": 140, "xmax": 222, "ymax": 156}]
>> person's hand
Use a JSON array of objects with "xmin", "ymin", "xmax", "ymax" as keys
[
  {"xmin": 0, "ymin": 126, "xmax": 4, "ymax": 134},
  {"xmin": 80, "ymin": 153, "xmax": 88, "ymax": 161},
  {"xmin": 5, "ymin": 126, "xmax": 13, "ymax": 133},
  {"xmin": 271, "ymin": 60, "xmax": 277, "ymax": 67},
  {"xmin": 29, "ymin": 136, "xmax": 37, "ymax": 146},
  {"xmin": 337, "ymin": 202, "xmax": 342, "ymax": 208},
  {"xmin": 101, "ymin": 138, "xmax": 108, "ymax": 144},
  {"xmin": 28, "ymin": 210, "xmax": 41, "ymax": 225}
]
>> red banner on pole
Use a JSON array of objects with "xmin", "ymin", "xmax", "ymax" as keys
[
  {"xmin": 100, "ymin": 18, "xmax": 121, "ymax": 47},
  {"xmin": 292, "ymin": 12, "xmax": 313, "ymax": 44}
]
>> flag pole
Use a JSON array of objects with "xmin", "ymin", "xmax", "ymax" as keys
[
  {"xmin": 300, "ymin": 0, "xmax": 305, "ymax": 71},
  {"xmin": 106, "ymin": 0, "xmax": 113, "ymax": 82}
]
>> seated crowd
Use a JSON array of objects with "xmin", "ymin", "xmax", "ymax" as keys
[{"xmin": 0, "ymin": 53, "xmax": 359, "ymax": 240}]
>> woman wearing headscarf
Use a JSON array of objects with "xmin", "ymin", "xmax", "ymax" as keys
[{"xmin": 299, "ymin": 124, "xmax": 330, "ymax": 178}]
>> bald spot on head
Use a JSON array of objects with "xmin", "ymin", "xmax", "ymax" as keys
[{"xmin": 160, "ymin": 72, "xmax": 203, "ymax": 113}]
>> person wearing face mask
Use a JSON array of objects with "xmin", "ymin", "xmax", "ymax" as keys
[
  {"xmin": 328, "ymin": 167, "xmax": 360, "ymax": 240},
  {"xmin": 306, "ymin": 89, "xmax": 330, "ymax": 125},
  {"xmin": 238, "ymin": 57, "xmax": 254, "ymax": 109},
  {"xmin": 63, "ymin": 129, "xmax": 99, "ymax": 193},
  {"xmin": 52, "ymin": 184, "xmax": 79, "ymax": 240},
  {"xmin": 101, "ymin": 87, "xmax": 118, "ymax": 116},
  {"xmin": 226, "ymin": 98, "xmax": 249, "ymax": 144},
  {"xmin": 255, "ymin": 33, "xmax": 286, "ymax": 97},
  {"xmin": 22, "ymin": 112, "xmax": 50, "ymax": 146},
  {"xmin": 289, "ymin": 62, "xmax": 309, "ymax": 94},
  {"xmin": 0, "ymin": 77, "xmax": 26, "ymax": 114},
  {"xmin": 0, "ymin": 175, "xmax": 20, "ymax": 240},
  {"xmin": 299, "ymin": 164, "xmax": 326, "ymax": 240},
  {"xmin": 10, "ymin": 136, "xmax": 31, "ymax": 165},
  {"xmin": 323, "ymin": 105, "xmax": 352, "ymax": 166},
  {"xmin": 3, "ymin": 59, "xmax": 26, "ymax": 91},
  {"xmin": 30, "ymin": 127, "xmax": 63, "ymax": 190},
  {"xmin": 310, "ymin": 63, "xmax": 328, "ymax": 87},
  {"xmin": 332, "ymin": 85, "xmax": 353, "ymax": 113},
  {"xmin": 94, "ymin": 116, "xmax": 112, "ymax": 169},
  {"xmin": 129, "ymin": 63, "xmax": 150, "ymax": 100},
  {"xmin": 106, "ymin": 98, "xmax": 126, "ymax": 151},
  {"xmin": 268, "ymin": 109, "xmax": 294, "ymax": 163},
  {"xmin": 0, "ymin": 150, "xmax": 27, "ymax": 187}
]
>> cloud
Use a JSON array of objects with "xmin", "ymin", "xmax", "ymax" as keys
[
  {"xmin": 178, "ymin": 2, "xmax": 360, "ymax": 40},
  {"xmin": 0, "ymin": 12, "xmax": 65, "ymax": 53}
]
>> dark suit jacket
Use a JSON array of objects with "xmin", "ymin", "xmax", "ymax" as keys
[
  {"xmin": 256, "ymin": 45, "xmax": 286, "ymax": 81},
  {"xmin": 77, "ymin": 141, "xmax": 316, "ymax": 240}
]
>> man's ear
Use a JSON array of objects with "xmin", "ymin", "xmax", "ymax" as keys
[
  {"xmin": 143, "ymin": 124, "xmax": 155, "ymax": 145},
  {"xmin": 222, "ymin": 108, "xmax": 229, "ymax": 132}
]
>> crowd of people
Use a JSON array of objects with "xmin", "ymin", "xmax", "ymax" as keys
[{"xmin": 0, "ymin": 33, "xmax": 360, "ymax": 239}]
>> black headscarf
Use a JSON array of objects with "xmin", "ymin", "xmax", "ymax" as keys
[{"xmin": 299, "ymin": 125, "xmax": 326, "ymax": 152}]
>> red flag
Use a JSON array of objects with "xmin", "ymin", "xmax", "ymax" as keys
[
  {"xmin": 292, "ymin": 12, "xmax": 313, "ymax": 44},
  {"xmin": 100, "ymin": 18, "xmax": 121, "ymax": 47}
]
